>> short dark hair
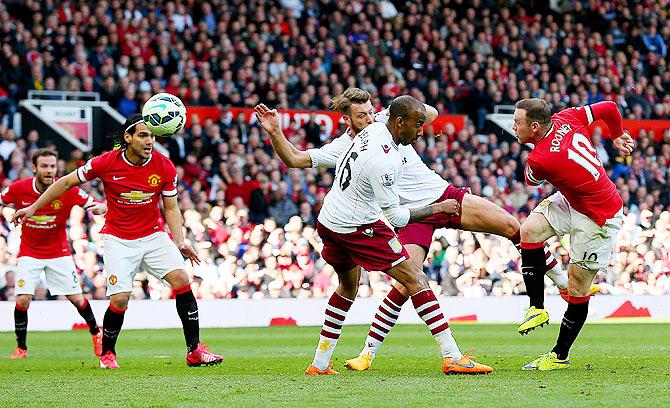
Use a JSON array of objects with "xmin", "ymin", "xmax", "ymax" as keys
[
  {"xmin": 32, "ymin": 148, "xmax": 58, "ymax": 166},
  {"xmin": 515, "ymin": 98, "xmax": 551, "ymax": 126},
  {"xmin": 388, "ymin": 95, "xmax": 425, "ymax": 121}
]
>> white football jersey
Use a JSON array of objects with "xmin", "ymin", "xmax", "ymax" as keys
[
  {"xmin": 308, "ymin": 110, "xmax": 448, "ymax": 209},
  {"xmin": 374, "ymin": 110, "xmax": 448, "ymax": 208},
  {"xmin": 317, "ymin": 122, "xmax": 410, "ymax": 233}
]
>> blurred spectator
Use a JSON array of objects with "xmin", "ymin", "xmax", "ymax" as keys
[{"xmin": 0, "ymin": 0, "xmax": 667, "ymax": 301}]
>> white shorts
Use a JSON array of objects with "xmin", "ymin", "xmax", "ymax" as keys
[
  {"xmin": 103, "ymin": 232, "xmax": 186, "ymax": 296},
  {"xmin": 533, "ymin": 192, "xmax": 623, "ymax": 271},
  {"xmin": 15, "ymin": 256, "xmax": 82, "ymax": 296}
]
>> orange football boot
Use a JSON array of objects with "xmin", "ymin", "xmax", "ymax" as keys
[
  {"xmin": 10, "ymin": 347, "xmax": 28, "ymax": 359},
  {"xmin": 442, "ymin": 350, "xmax": 493, "ymax": 375},
  {"xmin": 306, "ymin": 361, "xmax": 340, "ymax": 375}
]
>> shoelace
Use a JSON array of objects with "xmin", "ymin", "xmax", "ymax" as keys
[{"xmin": 460, "ymin": 348, "xmax": 479, "ymax": 361}]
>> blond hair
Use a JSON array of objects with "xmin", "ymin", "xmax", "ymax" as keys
[{"xmin": 331, "ymin": 87, "xmax": 371, "ymax": 115}]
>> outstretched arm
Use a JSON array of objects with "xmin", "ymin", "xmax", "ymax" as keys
[
  {"xmin": 12, "ymin": 171, "xmax": 82, "ymax": 225},
  {"xmin": 574, "ymin": 102, "xmax": 634, "ymax": 155},
  {"xmin": 578, "ymin": 101, "xmax": 625, "ymax": 139},
  {"xmin": 254, "ymin": 104, "xmax": 312, "ymax": 168}
]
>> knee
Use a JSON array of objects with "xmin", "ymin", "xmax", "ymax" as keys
[
  {"xmin": 393, "ymin": 282, "xmax": 410, "ymax": 297},
  {"xmin": 167, "ymin": 270, "xmax": 190, "ymax": 289},
  {"xmin": 337, "ymin": 275, "xmax": 359, "ymax": 299},
  {"xmin": 68, "ymin": 295, "xmax": 85, "ymax": 309},
  {"xmin": 520, "ymin": 221, "xmax": 543, "ymax": 243},
  {"xmin": 110, "ymin": 294, "xmax": 130, "ymax": 310},
  {"xmin": 16, "ymin": 295, "xmax": 32, "ymax": 309},
  {"xmin": 396, "ymin": 265, "xmax": 429, "ymax": 294}
]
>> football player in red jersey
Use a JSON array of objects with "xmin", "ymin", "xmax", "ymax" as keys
[
  {"xmin": 512, "ymin": 99, "xmax": 634, "ymax": 371},
  {"xmin": 1, "ymin": 148, "xmax": 106, "ymax": 359},
  {"xmin": 13, "ymin": 114, "xmax": 222, "ymax": 369}
]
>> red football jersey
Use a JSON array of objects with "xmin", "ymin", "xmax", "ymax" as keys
[
  {"xmin": 524, "ymin": 105, "xmax": 623, "ymax": 226},
  {"xmin": 76, "ymin": 149, "xmax": 178, "ymax": 240},
  {"xmin": 0, "ymin": 177, "xmax": 93, "ymax": 258}
]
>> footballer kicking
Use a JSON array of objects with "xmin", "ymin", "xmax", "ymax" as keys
[
  {"xmin": 513, "ymin": 99, "xmax": 634, "ymax": 370},
  {"xmin": 2, "ymin": 149, "xmax": 106, "ymax": 359},
  {"xmin": 304, "ymin": 95, "xmax": 492, "ymax": 375},
  {"xmin": 13, "ymin": 114, "xmax": 222, "ymax": 369},
  {"xmin": 256, "ymin": 88, "xmax": 565, "ymax": 372}
]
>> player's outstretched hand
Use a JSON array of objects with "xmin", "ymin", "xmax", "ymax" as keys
[
  {"xmin": 254, "ymin": 104, "xmax": 281, "ymax": 135},
  {"xmin": 178, "ymin": 242, "xmax": 201, "ymax": 266},
  {"xmin": 90, "ymin": 202, "xmax": 108, "ymax": 215},
  {"xmin": 437, "ymin": 199, "xmax": 460, "ymax": 216},
  {"xmin": 11, "ymin": 206, "xmax": 36, "ymax": 226},
  {"xmin": 614, "ymin": 132, "xmax": 635, "ymax": 156}
]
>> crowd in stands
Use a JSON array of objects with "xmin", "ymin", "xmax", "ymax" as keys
[{"xmin": 0, "ymin": 0, "xmax": 669, "ymax": 300}]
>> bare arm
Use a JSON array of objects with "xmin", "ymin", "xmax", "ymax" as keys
[
  {"xmin": 12, "ymin": 171, "xmax": 82, "ymax": 225},
  {"xmin": 254, "ymin": 104, "xmax": 312, "ymax": 168},
  {"xmin": 408, "ymin": 199, "xmax": 460, "ymax": 223},
  {"xmin": 163, "ymin": 194, "xmax": 200, "ymax": 265}
]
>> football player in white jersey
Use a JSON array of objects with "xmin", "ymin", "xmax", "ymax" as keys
[{"xmin": 281, "ymin": 95, "xmax": 493, "ymax": 375}]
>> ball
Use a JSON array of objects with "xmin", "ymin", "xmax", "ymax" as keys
[{"xmin": 142, "ymin": 93, "xmax": 187, "ymax": 136}]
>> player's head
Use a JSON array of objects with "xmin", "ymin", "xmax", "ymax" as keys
[
  {"xmin": 387, "ymin": 95, "xmax": 426, "ymax": 145},
  {"xmin": 513, "ymin": 98, "xmax": 551, "ymax": 144},
  {"xmin": 31, "ymin": 148, "xmax": 58, "ymax": 186},
  {"xmin": 121, "ymin": 113, "xmax": 154, "ymax": 161},
  {"xmin": 331, "ymin": 87, "xmax": 374, "ymax": 135}
]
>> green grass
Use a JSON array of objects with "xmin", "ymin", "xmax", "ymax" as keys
[{"xmin": 1, "ymin": 323, "xmax": 668, "ymax": 407}]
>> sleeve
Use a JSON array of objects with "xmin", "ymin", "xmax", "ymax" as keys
[
  {"xmin": 524, "ymin": 159, "xmax": 546, "ymax": 187},
  {"xmin": 161, "ymin": 160, "xmax": 178, "ymax": 197},
  {"xmin": 374, "ymin": 108, "xmax": 390, "ymax": 124},
  {"xmin": 369, "ymin": 160, "xmax": 410, "ymax": 228},
  {"xmin": 0, "ymin": 184, "xmax": 16, "ymax": 206},
  {"xmin": 307, "ymin": 134, "xmax": 352, "ymax": 168},
  {"xmin": 566, "ymin": 102, "xmax": 624, "ymax": 139},
  {"xmin": 71, "ymin": 186, "xmax": 96, "ymax": 209},
  {"xmin": 76, "ymin": 155, "xmax": 103, "ymax": 182}
]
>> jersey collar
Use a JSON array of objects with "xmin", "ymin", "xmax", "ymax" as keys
[
  {"xmin": 32, "ymin": 177, "xmax": 40, "ymax": 194},
  {"xmin": 122, "ymin": 149, "xmax": 152, "ymax": 167},
  {"xmin": 539, "ymin": 123, "xmax": 554, "ymax": 142}
]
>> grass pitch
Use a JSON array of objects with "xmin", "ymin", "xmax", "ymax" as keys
[{"xmin": 1, "ymin": 323, "xmax": 668, "ymax": 407}]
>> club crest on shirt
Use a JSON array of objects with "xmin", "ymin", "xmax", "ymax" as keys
[
  {"xmin": 382, "ymin": 145, "xmax": 391, "ymax": 154},
  {"xmin": 381, "ymin": 172, "xmax": 395, "ymax": 187},
  {"xmin": 17, "ymin": 279, "xmax": 25, "ymax": 288},
  {"xmin": 388, "ymin": 237, "xmax": 403, "ymax": 253},
  {"xmin": 51, "ymin": 199, "xmax": 63, "ymax": 210},
  {"xmin": 540, "ymin": 199, "xmax": 551, "ymax": 207},
  {"xmin": 108, "ymin": 275, "xmax": 118, "ymax": 285},
  {"xmin": 362, "ymin": 228, "xmax": 374, "ymax": 237},
  {"xmin": 148, "ymin": 174, "xmax": 162, "ymax": 187}
]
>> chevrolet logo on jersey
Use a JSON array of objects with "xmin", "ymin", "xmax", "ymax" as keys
[
  {"xmin": 120, "ymin": 191, "xmax": 155, "ymax": 203},
  {"xmin": 28, "ymin": 214, "xmax": 57, "ymax": 224}
]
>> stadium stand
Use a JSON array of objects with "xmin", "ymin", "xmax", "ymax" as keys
[{"xmin": 0, "ymin": 0, "xmax": 668, "ymax": 300}]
